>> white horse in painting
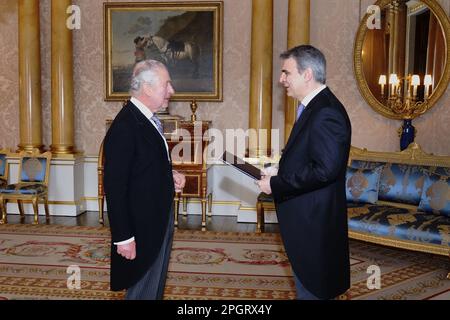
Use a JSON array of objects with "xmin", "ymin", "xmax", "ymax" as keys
[{"xmin": 134, "ymin": 35, "xmax": 200, "ymax": 77}]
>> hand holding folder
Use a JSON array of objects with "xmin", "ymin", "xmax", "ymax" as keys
[
  {"xmin": 261, "ymin": 165, "xmax": 278, "ymax": 177},
  {"xmin": 221, "ymin": 151, "xmax": 262, "ymax": 180}
]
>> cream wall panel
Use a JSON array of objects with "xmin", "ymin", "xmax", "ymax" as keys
[
  {"xmin": 71, "ymin": 0, "xmax": 252, "ymax": 156},
  {"xmin": 311, "ymin": 0, "xmax": 450, "ymax": 155},
  {"xmin": 83, "ymin": 157, "xmax": 100, "ymax": 211},
  {"xmin": 0, "ymin": 0, "xmax": 19, "ymax": 150},
  {"xmin": 0, "ymin": 0, "xmax": 448, "ymax": 158}
]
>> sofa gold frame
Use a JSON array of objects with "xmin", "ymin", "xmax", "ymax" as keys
[{"xmin": 348, "ymin": 143, "xmax": 450, "ymax": 257}]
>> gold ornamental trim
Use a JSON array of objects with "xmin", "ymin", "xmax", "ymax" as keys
[
  {"xmin": 348, "ymin": 230, "xmax": 449, "ymax": 256},
  {"xmin": 349, "ymin": 142, "xmax": 450, "ymax": 167},
  {"xmin": 353, "ymin": 0, "xmax": 450, "ymax": 119}
]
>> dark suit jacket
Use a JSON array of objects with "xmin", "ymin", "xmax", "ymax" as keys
[
  {"xmin": 270, "ymin": 87, "xmax": 351, "ymax": 299},
  {"xmin": 104, "ymin": 101, "xmax": 174, "ymax": 291}
]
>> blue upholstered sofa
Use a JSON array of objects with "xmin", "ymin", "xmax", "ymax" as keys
[
  {"xmin": 347, "ymin": 143, "xmax": 450, "ymax": 259},
  {"xmin": 257, "ymin": 143, "xmax": 450, "ymax": 266}
]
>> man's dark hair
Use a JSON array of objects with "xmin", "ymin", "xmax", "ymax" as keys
[{"xmin": 280, "ymin": 45, "xmax": 326, "ymax": 84}]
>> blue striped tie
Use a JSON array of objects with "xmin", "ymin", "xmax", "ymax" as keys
[
  {"xmin": 151, "ymin": 115, "xmax": 163, "ymax": 135},
  {"xmin": 296, "ymin": 103, "xmax": 305, "ymax": 121}
]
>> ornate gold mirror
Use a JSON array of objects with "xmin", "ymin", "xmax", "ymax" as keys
[{"xmin": 354, "ymin": 0, "xmax": 450, "ymax": 121}]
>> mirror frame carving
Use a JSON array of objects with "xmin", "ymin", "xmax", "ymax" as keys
[{"xmin": 354, "ymin": 0, "xmax": 450, "ymax": 119}]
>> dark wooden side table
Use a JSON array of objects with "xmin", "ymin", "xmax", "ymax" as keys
[{"xmin": 166, "ymin": 120, "xmax": 211, "ymax": 231}]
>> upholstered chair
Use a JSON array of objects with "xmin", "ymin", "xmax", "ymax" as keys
[
  {"xmin": 0, "ymin": 149, "xmax": 51, "ymax": 224},
  {"xmin": 0, "ymin": 149, "xmax": 9, "ymax": 189}
]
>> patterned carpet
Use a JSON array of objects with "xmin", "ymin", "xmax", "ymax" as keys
[{"xmin": 0, "ymin": 224, "xmax": 448, "ymax": 300}]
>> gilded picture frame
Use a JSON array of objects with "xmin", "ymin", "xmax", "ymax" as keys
[
  {"xmin": 104, "ymin": 1, "xmax": 223, "ymax": 101},
  {"xmin": 353, "ymin": 0, "xmax": 450, "ymax": 119}
]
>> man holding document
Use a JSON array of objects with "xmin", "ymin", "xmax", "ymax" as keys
[{"xmin": 256, "ymin": 45, "xmax": 352, "ymax": 300}]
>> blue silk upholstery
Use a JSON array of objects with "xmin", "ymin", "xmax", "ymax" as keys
[
  {"xmin": 20, "ymin": 157, "xmax": 47, "ymax": 182},
  {"xmin": 257, "ymin": 157, "xmax": 450, "ymax": 251},
  {"xmin": 350, "ymin": 160, "xmax": 429, "ymax": 205},
  {"xmin": 346, "ymin": 166, "xmax": 383, "ymax": 204},
  {"xmin": 0, "ymin": 183, "xmax": 46, "ymax": 195},
  {"xmin": 350, "ymin": 160, "xmax": 385, "ymax": 170},
  {"xmin": 0, "ymin": 154, "xmax": 6, "ymax": 177},
  {"xmin": 432, "ymin": 166, "xmax": 450, "ymax": 176},
  {"xmin": 418, "ymin": 172, "xmax": 450, "ymax": 217},
  {"xmin": 347, "ymin": 203, "xmax": 450, "ymax": 246},
  {"xmin": 0, "ymin": 154, "xmax": 7, "ymax": 188}
]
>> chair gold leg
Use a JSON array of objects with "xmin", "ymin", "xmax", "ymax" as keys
[
  {"xmin": 31, "ymin": 198, "xmax": 39, "ymax": 225},
  {"xmin": 0, "ymin": 196, "xmax": 6, "ymax": 224},
  {"xmin": 98, "ymin": 196, "xmax": 104, "ymax": 225},
  {"xmin": 201, "ymin": 199, "xmax": 207, "ymax": 231},
  {"xmin": 174, "ymin": 193, "xmax": 180, "ymax": 227},
  {"xmin": 447, "ymin": 255, "xmax": 450, "ymax": 280},
  {"xmin": 207, "ymin": 193, "xmax": 213, "ymax": 217},
  {"xmin": 17, "ymin": 200, "xmax": 25, "ymax": 221},
  {"xmin": 44, "ymin": 197, "xmax": 50, "ymax": 223},
  {"xmin": 182, "ymin": 196, "xmax": 188, "ymax": 216},
  {"xmin": 256, "ymin": 202, "xmax": 264, "ymax": 233}
]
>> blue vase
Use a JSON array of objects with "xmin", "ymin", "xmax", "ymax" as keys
[{"xmin": 400, "ymin": 119, "xmax": 415, "ymax": 151}]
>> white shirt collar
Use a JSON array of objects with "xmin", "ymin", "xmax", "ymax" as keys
[
  {"xmin": 130, "ymin": 97, "xmax": 170, "ymax": 161},
  {"xmin": 130, "ymin": 97, "xmax": 154, "ymax": 121},
  {"xmin": 301, "ymin": 84, "xmax": 327, "ymax": 107}
]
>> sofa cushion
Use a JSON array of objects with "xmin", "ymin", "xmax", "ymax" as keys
[
  {"xmin": 346, "ymin": 166, "xmax": 382, "ymax": 204},
  {"xmin": 347, "ymin": 203, "xmax": 450, "ymax": 246},
  {"xmin": 0, "ymin": 183, "xmax": 47, "ymax": 195},
  {"xmin": 350, "ymin": 160, "xmax": 429, "ymax": 206},
  {"xmin": 418, "ymin": 172, "xmax": 450, "ymax": 217}
]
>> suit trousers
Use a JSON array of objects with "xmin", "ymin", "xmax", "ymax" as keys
[
  {"xmin": 125, "ymin": 206, "xmax": 174, "ymax": 300},
  {"xmin": 293, "ymin": 271, "xmax": 320, "ymax": 300}
]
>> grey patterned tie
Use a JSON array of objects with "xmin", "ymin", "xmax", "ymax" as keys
[{"xmin": 151, "ymin": 115, "xmax": 163, "ymax": 135}]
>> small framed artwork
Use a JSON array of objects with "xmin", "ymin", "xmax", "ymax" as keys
[{"xmin": 104, "ymin": 1, "xmax": 223, "ymax": 101}]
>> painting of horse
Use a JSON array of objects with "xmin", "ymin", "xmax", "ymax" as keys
[
  {"xmin": 134, "ymin": 35, "xmax": 200, "ymax": 77},
  {"xmin": 104, "ymin": 2, "xmax": 222, "ymax": 101}
]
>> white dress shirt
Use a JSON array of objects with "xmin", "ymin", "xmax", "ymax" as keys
[
  {"xmin": 301, "ymin": 84, "xmax": 327, "ymax": 108},
  {"xmin": 130, "ymin": 97, "xmax": 170, "ymax": 161}
]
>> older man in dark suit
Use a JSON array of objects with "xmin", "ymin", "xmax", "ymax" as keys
[
  {"xmin": 257, "ymin": 45, "xmax": 352, "ymax": 300},
  {"xmin": 104, "ymin": 59, "xmax": 185, "ymax": 299}
]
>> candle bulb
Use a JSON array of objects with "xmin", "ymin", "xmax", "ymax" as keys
[
  {"xmin": 424, "ymin": 75, "xmax": 432, "ymax": 98},
  {"xmin": 389, "ymin": 74, "xmax": 398, "ymax": 97},
  {"xmin": 378, "ymin": 75, "xmax": 386, "ymax": 97},
  {"xmin": 411, "ymin": 75, "xmax": 420, "ymax": 97}
]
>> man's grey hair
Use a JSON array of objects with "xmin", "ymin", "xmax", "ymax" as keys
[
  {"xmin": 280, "ymin": 45, "xmax": 326, "ymax": 84},
  {"xmin": 130, "ymin": 59, "xmax": 166, "ymax": 95}
]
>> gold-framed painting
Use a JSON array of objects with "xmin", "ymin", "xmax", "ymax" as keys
[{"xmin": 104, "ymin": 1, "xmax": 223, "ymax": 102}]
